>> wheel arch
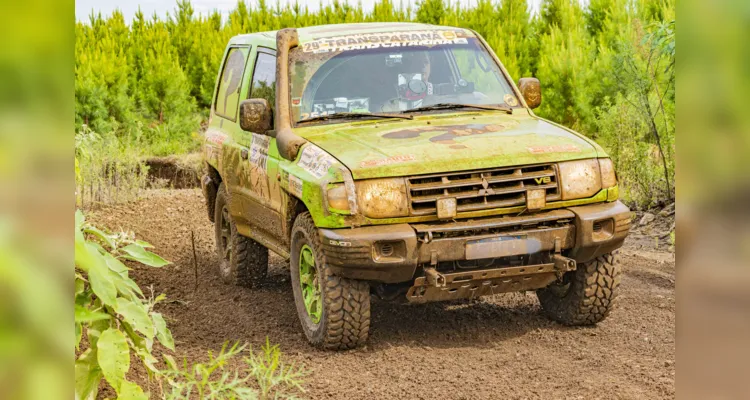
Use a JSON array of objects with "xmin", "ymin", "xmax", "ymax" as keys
[
  {"xmin": 204, "ymin": 162, "xmax": 222, "ymax": 222},
  {"xmin": 285, "ymin": 196, "xmax": 310, "ymax": 247}
]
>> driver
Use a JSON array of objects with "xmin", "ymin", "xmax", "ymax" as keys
[
  {"xmin": 412, "ymin": 51, "xmax": 432, "ymax": 92},
  {"xmin": 380, "ymin": 51, "xmax": 434, "ymax": 112}
]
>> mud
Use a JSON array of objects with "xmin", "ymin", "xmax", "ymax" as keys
[
  {"xmin": 145, "ymin": 155, "xmax": 202, "ymax": 189},
  {"xmin": 382, "ymin": 122, "xmax": 519, "ymax": 145},
  {"xmin": 89, "ymin": 189, "xmax": 675, "ymax": 399}
]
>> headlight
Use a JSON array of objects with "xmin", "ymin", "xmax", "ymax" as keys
[
  {"xmin": 598, "ymin": 158, "xmax": 617, "ymax": 188},
  {"xmin": 356, "ymin": 178, "xmax": 409, "ymax": 218},
  {"xmin": 558, "ymin": 159, "xmax": 602, "ymax": 200},
  {"xmin": 327, "ymin": 184, "xmax": 351, "ymax": 213}
]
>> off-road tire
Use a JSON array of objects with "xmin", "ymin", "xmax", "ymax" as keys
[
  {"xmin": 290, "ymin": 212, "xmax": 370, "ymax": 350},
  {"xmin": 214, "ymin": 183, "xmax": 268, "ymax": 287},
  {"xmin": 537, "ymin": 252, "xmax": 620, "ymax": 325}
]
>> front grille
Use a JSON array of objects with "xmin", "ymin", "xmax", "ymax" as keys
[{"xmin": 406, "ymin": 164, "xmax": 561, "ymax": 216}]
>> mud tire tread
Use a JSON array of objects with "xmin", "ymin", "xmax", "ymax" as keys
[
  {"xmin": 537, "ymin": 252, "xmax": 620, "ymax": 326},
  {"xmin": 291, "ymin": 212, "xmax": 370, "ymax": 350},
  {"xmin": 214, "ymin": 183, "xmax": 268, "ymax": 288}
]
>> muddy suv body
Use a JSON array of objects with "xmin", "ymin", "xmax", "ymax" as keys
[{"xmin": 202, "ymin": 23, "xmax": 630, "ymax": 349}]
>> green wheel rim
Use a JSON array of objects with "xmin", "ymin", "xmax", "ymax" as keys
[{"xmin": 299, "ymin": 244, "xmax": 321, "ymax": 323}]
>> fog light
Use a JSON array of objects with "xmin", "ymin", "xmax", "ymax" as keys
[
  {"xmin": 592, "ymin": 219, "xmax": 614, "ymax": 241},
  {"xmin": 373, "ymin": 241, "xmax": 405, "ymax": 262},
  {"xmin": 379, "ymin": 242, "xmax": 394, "ymax": 257}
]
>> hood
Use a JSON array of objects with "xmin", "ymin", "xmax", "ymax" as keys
[{"xmin": 295, "ymin": 111, "xmax": 601, "ymax": 180}]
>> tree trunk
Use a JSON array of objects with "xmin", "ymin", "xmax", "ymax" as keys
[{"xmin": 645, "ymin": 103, "xmax": 672, "ymax": 199}]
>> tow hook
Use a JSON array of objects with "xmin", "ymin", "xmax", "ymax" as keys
[
  {"xmin": 424, "ymin": 267, "xmax": 446, "ymax": 287},
  {"xmin": 552, "ymin": 254, "xmax": 576, "ymax": 280}
]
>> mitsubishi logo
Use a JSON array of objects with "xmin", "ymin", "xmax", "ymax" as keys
[{"xmin": 478, "ymin": 174, "xmax": 495, "ymax": 196}]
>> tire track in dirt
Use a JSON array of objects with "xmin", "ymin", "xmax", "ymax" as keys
[{"xmin": 89, "ymin": 189, "xmax": 675, "ymax": 399}]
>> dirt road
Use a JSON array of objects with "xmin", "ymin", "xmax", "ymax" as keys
[{"xmin": 90, "ymin": 189, "xmax": 675, "ymax": 399}]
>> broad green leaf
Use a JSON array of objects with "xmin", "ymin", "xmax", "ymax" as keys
[
  {"xmin": 75, "ymin": 276, "xmax": 85, "ymax": 295},
  {"xmin": 101, "ymin": 253, "xmax": 142, "ymax": 300},
  {"xmin": 134, "ymin": 239, "xmax": 154, "ymax": 249},
  {"xmin": 121, "ymin": 320, "xmax": 149, "ymax": 352},
  {"xmin": 75, "ymin": 289, "xmax": 91, "ymax": 308},
  {"xmin": 115, "ymin": 298, "xmax": 154, "ymax": 339},
  {"xmin": 120, "ymin": 243, "xmax": 169, "ymax": 267},
  {"xmin": 84, "ymin": 225, "xmax": 116, "ymax": 250},
  {"xmin": 87, "ymin": 244, "xmax": 117, "ymax": 306},
  {"xmin": 117, "ymin": 381, "xmax": 148, "ymax": 400},
  {"xmin": 75, "ymin": 229, "xmax": 94, "ymax": 273},
  {"xmin": 75, "ymin": 349, "xmax": 102, "ymax": 400},
  {"xmin": 152, "ymin": 312, "xmax": 175, "ymax": 350},
  {"xmin": 75, "ymin": 209, "xmax": 85, "ymax": 231},
  {"xmin": 75, "ymin": 305, "xmax": 111, "ymax": 323},
  {"xmin": 75, "ymin": 213, "xmax": 87, "ymax": 265},
  {"xmin": 86, "ymin": 319, "xmax": 109, "ymax": 349},
  {"xmin": 97, "ymin": 328, "xmax": 130, "ymax": 393},
  {"xmin": 75, "ymin": 322, "xmax": 82, "ymax": 350},
  {"xmin": 87, "ymin": 241, "xmax": 106, "ymax": 255},
  {"xmin": 116, "ymin": 275, "xmax": 144, "ymax": 299},
  {"xmin": 103, "ymin": 251, "xmax": 130, "ymax": 275},
  {"xmin": 134, "ymin": 346, "xmax": 160, "ymax": 373}
]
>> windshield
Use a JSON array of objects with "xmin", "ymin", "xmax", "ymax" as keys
[{"xmin": 289, "ymin": 30, "xmax": 520, "ymax": 124}]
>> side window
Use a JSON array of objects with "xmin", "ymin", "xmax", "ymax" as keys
[
  {"xmin": 215, "ymin": 47, "xmax": 249, "ymax": 121},
  {"xmin": 249, "ymin": 52, "xmax": 277, "ymax": 114}
]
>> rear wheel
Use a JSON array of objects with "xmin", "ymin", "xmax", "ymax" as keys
[
  {"xmin": 214, "ymin": 183, "xmax": 268, "ymax": 287},
  {"xmin": 537, "ymin": 252, "xmax": 620, "ymax": 325},
  {"xmin": 290, "ymin": 212, "xmax": 370, "ymax": 350}
]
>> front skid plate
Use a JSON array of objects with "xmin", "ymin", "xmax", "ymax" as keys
[{"xmin": 406, "ymin": 263, "xmax": 559, "ymax": 303}]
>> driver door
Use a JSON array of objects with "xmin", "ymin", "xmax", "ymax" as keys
[{"xmin": 234, "ymin": 48, "xmax": 286, "ymax": 250}]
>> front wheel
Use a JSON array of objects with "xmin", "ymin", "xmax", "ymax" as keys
[
  {"xmin": 290, "ymin": 212, "xmax": 370, "ymax": 350},
  {"xmin": 537, "ymin": 252, "xmax": 621, "ymax": 325}
]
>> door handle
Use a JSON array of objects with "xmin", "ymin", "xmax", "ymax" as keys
[{"xmin": 241, "ymin": 148, "xmax": 248, "ymax": 160}]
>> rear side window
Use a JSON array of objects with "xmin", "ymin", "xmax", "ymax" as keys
[
  {"xmin": 249, "ymin": 52, "xmax": 277, "ymax": 114},
  {"xmin": 215, "ymin": 47, "xmax": 249, "ymax": 121}
]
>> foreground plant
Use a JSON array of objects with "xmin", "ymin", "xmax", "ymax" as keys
[
  {"xmin": 161, "ymin": 340, "xmax": 307, "ymax": 400},
  {"xmin": 245, "ymin": 338, "xmax": 307, "ymax": 400},
  {"xmin": 74, "ymin": 210, "xmax": 172, "ymax": 400}
]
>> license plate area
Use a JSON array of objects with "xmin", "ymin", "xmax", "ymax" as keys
[{"xmin": 465, "ymin": 235, "xmax": 530, "ymax": 260}]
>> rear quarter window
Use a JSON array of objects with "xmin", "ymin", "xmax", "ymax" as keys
[{"xmin": 215, "ymin": 47, "xmax": 250, "ymax": 121}]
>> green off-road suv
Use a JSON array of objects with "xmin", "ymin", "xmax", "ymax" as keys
[{"xmin": 201, "ymin": 23, "xmax": 631, "ymax": 350}]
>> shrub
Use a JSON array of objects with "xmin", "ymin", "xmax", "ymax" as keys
[
  {"xmin": 74, "ymin": 209, "xmax": 172, "ymax": 399},
  {"xmin": 74, "ymin": 211, "xmax": 308, "ymax": 399},
  {"xmin": 75, "ymin": 126, "xmax": 150, "ymax": 208}
]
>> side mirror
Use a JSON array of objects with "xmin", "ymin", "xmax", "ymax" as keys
[
  {"xmin": 517, "ymin": 77, "xmax": 542, "ymax": 109},
  {"xmin": 239, "ymin": 98, "xmax": 273, "ymax": 133}
]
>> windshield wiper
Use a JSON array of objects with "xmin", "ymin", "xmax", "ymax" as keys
[
  {"xmin": 297, "ymin": 112, "xmax": 413, "ymax": 124},
  {"xmin": 402, "ymin": 103, "xmax": 513, "ymax": 114}
]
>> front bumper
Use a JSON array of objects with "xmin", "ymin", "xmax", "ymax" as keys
[{"xmin": 319, "ymin": 200, "xmax": 631, "ymax": 283}]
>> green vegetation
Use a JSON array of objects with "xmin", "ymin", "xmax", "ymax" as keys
[
  {"xmin": 161, "ymin": 340, "xmax": 307, "ymax": 399},
  {"xmin": 75, "ymin": 210, "xmax": 172, "ymax": 399},
  {"xmin": 75, "ymin": 0, "xmax": 675, "ymax": 207},
  {"xmin": 74, "ymin": 211, "xmax": 308, "ymax": 399},
  {"xmin": 75, "ymin": 126, "xmax": 151, "ymax": 208}
]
